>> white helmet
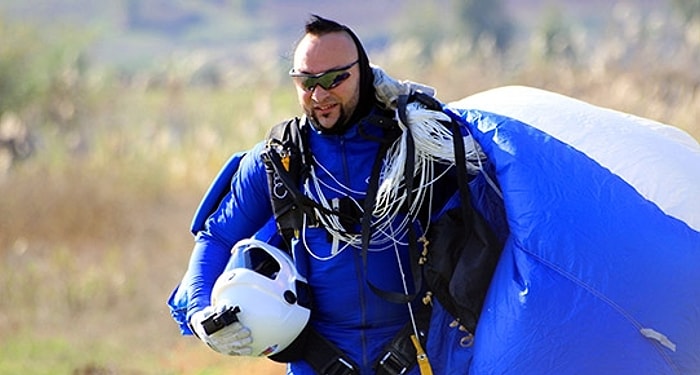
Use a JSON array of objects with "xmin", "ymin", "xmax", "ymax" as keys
[{"xmin": 211, "ymin": 238, "xmax": 311, "ymax": 357}]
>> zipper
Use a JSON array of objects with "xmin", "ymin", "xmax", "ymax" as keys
[
  {"xmin": 339, "ymin": 136, "xmax": 351, "ymax": 185},
  {"xmin": 353, "ymin": 239, "xmax": 370, "ymax": 369}
]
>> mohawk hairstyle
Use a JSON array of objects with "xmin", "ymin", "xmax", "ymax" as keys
[{"xmin": 305, "ymin": 14, "xmax": 347, "ymax": 35}]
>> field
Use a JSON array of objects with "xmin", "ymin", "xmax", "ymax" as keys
[{"xmin": 1, "ymin": 2, "xmax": 699, "ymax": 374}]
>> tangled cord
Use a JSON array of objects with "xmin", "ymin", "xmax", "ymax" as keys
[
  {"xmin": 299, "ymin": 102, "xmax": 487, "ymax": 261},
  {"xmin": 373, "ymin": 102, "xmax": 487, "ymax": 229}
]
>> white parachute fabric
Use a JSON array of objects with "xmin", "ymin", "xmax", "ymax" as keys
[
  {"xmin": 452, "ymin": 85, "xmax": 700, "ymax": 232},
  {"xmin": 445, "ymin": 86, "xmax": 700, "ymax": 374}
]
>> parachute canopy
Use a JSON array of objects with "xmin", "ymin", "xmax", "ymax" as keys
[{"xmin": 447, "ymin": 86, "xmax": 700, "ymax": 374}]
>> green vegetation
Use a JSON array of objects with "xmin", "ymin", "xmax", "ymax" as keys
[{"xmin": 0, "ymin": 1, "xmax": 698, "ymax": 374}]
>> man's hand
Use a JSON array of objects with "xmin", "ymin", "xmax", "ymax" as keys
[{"xmin": 190, "ymin": 305, "xmax": 254, "ymax": 356}]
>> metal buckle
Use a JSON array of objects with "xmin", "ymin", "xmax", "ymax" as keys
[
  {"xmin": 323, "ymin": 357, "xmax": 356, "ymax": 375},
  {"xmin": 201, "ymin": 306, "xmax": 240, "ymax": 335},
  {"xmin": 378, "ymin": 351, "xmax": 409, "ymax": 375}
]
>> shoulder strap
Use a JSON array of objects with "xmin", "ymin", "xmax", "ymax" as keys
[
  {"xmin": 416, "ymin": 91, "xmax": 502, "ymax": 332},
  {"xmin": 262, "ymin": 118, "xmax": 310, "ymax": 245},
  {"xmin": 263, "ymin": 118, "xmax": 369, "ymax": 246}
]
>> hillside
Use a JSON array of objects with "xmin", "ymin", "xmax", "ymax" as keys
[{"xmin": 0, "ymin": 0, "xmax": 674, "ymax": 71}]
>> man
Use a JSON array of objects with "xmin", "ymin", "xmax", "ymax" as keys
[{"xmin": 175, "ymin": 15, "xmax": 501, "ymax": 374}]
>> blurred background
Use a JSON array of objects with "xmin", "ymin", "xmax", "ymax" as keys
[{"xmin": 0, "ymin": 0, "xmax": 698, "ymax": 374}]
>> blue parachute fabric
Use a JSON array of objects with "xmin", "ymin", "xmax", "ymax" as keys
[
  {"xmin": 446, "ymin": 86, "xmax": 700, "ymax": 374},
  {"xmin": 167, "ymin": 276, "xmax": 194, "ymax": 335},
  {"xmin": 190, "ymin": 151, "xmax": 246, "ymax": 235}
]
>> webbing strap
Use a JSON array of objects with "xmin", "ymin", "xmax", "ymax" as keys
[
  {"xmin": 264, "ymin": 119, "xmax": 361, "ymax": 244},
  {"xmin": 374, "ymin": 301, "xmax": 432, "ymax": 375},
  {"xmin": 445, "ymin": 94, "xmax": 498, "ymax": 331},
  {"xmin": 298, "ymin": 310, "xmax": 432, "ymax": 375},
  {"xmin": 303, "ymin": 328, "xmax": 360, "ymax": 375},
  {"xmin": 360, "ymin": 138, "xmax": 390, "ymax": 294}
]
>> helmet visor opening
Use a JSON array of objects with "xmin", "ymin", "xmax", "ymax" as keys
[{"xmin": 228, "ymin": 245, "xmax": 282, "ymax": 280}]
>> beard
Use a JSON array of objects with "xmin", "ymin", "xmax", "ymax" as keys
[
  {"xmin": 304, "ymin": 84, "xmax": 360, "ymax": 134},
  {"xmin": 307, "ymin": 104, "xmax": 351, "ymax": 134}
]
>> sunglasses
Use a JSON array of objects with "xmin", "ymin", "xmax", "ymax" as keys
[{"xmin": 289, "ymin": 60, "xmax": 358, "ymax": 92}]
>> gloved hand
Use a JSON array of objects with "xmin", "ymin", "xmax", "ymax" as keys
[
  {"xmin": 372, "ymin": 64, "xmax": 436, "ymax": 109},
  {"xmin": 189, "ymin": 305, "xmax": 253, "ymax": 356}
]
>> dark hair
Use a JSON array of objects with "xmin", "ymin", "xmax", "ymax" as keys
[
  {"xmin": 304, "ymin": 14, "xmax": 347, "ymax": 35},
  {"xmin": 302, "ymin": 15, "xmax": 376, "ymax": 133}
]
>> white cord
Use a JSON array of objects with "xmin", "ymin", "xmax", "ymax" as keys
[
  {"xmin": 373, "ymin": 103, "xmax": 487, "ymax": 231},
  {"xmin": 299, "ymin": 101, "xmax": 492, "ymax": 262},
  {"xmin": 301, "ymin": 159, "xmax": 405, "ymax": 259},
  {"xmin": 387, "ymin": 223, "xmax": 423, "ymax": 339},
  {"xmin": 310, "ymin": 154, "xmax": 368, "ymax": 196}
]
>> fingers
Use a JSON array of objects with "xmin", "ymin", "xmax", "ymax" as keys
[
  {"xmin": 207, "ymin": 321, "xmax": 253, "ymax": 354},
  {"xmin": 228, "ymin": 346, "xmax": 253, "ymax": 356},
  {"xmin": 191, "ymin": 305, "xmax": 255, "ymax": 356},
  {"xmin": 208, "ymin": 334, "xmax": 253, "ymax": 355},
  {"xmin": 211, "ymin": 322, "xmax": 250, "ymax": 341}
]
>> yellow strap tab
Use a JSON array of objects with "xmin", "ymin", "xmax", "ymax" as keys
[{"xmin": 410, "ymin": 334, "xmax": 433, "ymax": 375}]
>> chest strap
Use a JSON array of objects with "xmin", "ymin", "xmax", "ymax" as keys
[{"xmin": 305, "ymin": 328, "xmax": 361, "ymax": 375}]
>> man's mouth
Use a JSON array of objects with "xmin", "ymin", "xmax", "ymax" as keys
[{"xmin": 315, "ymin": 103, "xmax": 338, "ymax": 114}]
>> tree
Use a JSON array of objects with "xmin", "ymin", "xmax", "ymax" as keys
[
  {"xmin": 453, "ymin": 0, "xmax": 514, "ymax": 52},
  {"xmin": 670, "ymin": 0, "xmax": 700, "ymax": 23}
]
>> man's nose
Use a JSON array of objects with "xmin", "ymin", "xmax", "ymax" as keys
[{"xmin": 311, "ymin": 85, "xmax": 330, "ymax": 101}]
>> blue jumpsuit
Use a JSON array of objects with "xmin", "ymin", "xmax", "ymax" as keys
[{"xmin": 171, "ymin": 108, "xmax": 507, "ymax": 374}]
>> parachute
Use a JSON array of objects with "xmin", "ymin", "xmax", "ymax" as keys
[
  {"xmin": 168, "ymin": 84, "xmax": 700, "ymax": 373},
  {"xmin": 446, "ymin": 86, "xmax": 700, "ymax": 374}
]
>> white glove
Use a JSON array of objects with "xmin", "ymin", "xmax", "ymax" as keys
[
  {"xmin": 190, "ymin": 305, "xmax": 253, "ymax": 356},
  {"xmin": 372, "ymin": 64, "xmax": 436, "ymax": 109}
]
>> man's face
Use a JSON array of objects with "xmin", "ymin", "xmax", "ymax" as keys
[{"xmin": 292, "ymin": 32, "xmax": 360, "ymax": 130}]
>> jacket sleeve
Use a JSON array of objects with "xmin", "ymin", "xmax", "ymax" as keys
[{"xmin": 183, "ymin": 142, "xmax": 274, "ymax": 324}]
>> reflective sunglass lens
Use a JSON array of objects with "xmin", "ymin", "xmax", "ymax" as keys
[
  {"xmin": 302, "ymin": 71, "xmax": 350, "ymax": 91},
  {"xmin": 290, "ymin": 61, "xmax": 358, "ymax": 92}
]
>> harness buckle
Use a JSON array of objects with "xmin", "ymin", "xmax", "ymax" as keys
[
  {"xmin": 321, "ymin": 357, "xmax": 356, "ymax": 375},
  {"xmin": 377, "ymin": 350, "xmax": 411, "ymax": 375}
]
